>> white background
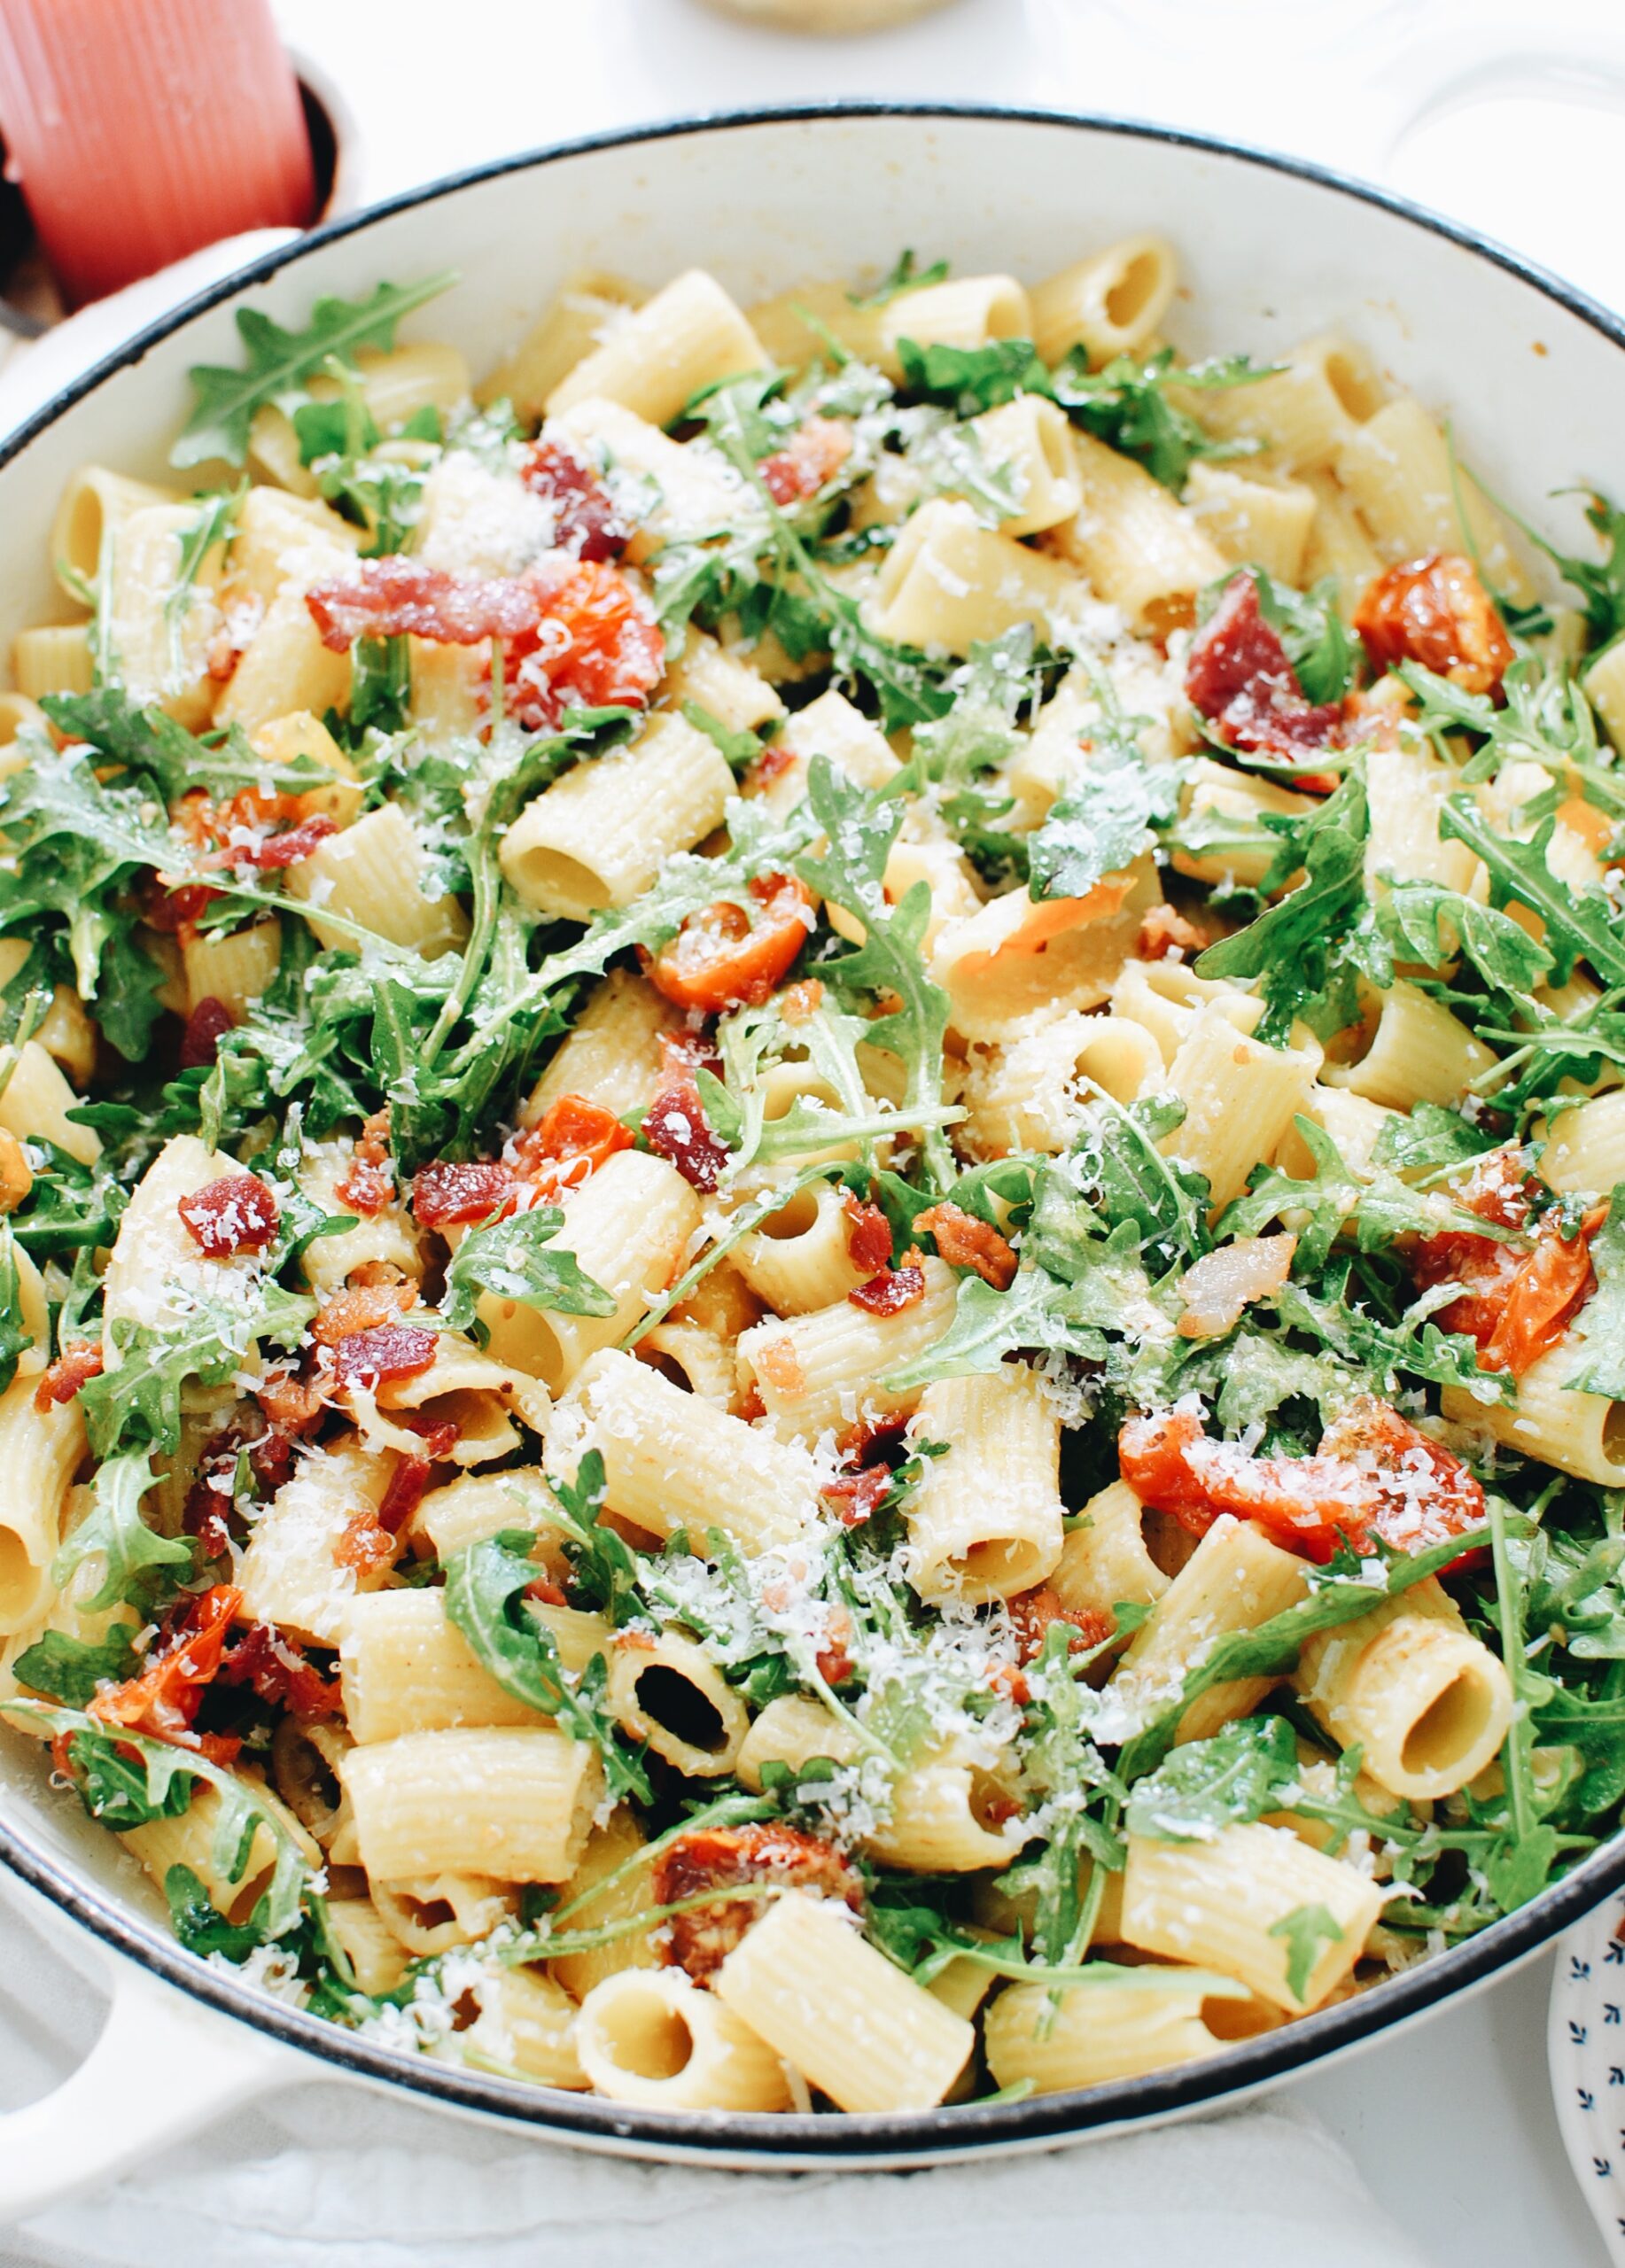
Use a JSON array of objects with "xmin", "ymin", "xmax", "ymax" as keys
[{"xmin": 13, "ymin": 0, "xmax": 1625, "ymax": 2256}]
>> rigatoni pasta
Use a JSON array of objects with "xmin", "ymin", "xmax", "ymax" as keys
[{"xmin": 4, "ymin": 231, "xmax": 1622, "ymax": 2126}]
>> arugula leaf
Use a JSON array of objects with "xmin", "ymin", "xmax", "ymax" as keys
[
  {"xmin": 1125, "ymin": 1715, "xmax": 1299, "ymax": 1842},
  {"xmin": 1027, "ymin": 755, "xmax": 1175, "ymax": 902},
  {"xmin": 1574, "ymin": 1188, "xmax": 1625, "ymax": 1400},
  {"xmin": 1075, "ymin": 1095, "xmax": 1213, "ymax": 1266},
  {"xmin": 0, "ymin": 1221, "xmax": 34, "ymax": 1398},
  {"xmin": 174, "ymin": 275, "xmax": 456, "ymax": 467},
  {"xmin": 1371, "ymin": 1101, "xmax": 1497, "ymax": 1178},
  {"xmin": 49, "ymin": 1721, "xmax": 198, "ymax": 1829},
  {"xmin": 882, "ymin": 1263, "xmax": 1108, "ymax": 1392},
  {"xmin": 680, "ymin": 700, "xmax": 764, "ymax": 774},
  {"xmin": 1052, "ymin": 347, "xmax": 1279, "ymax": 491},
  {"xmin": 81, "ymin": 1284, "xmax": 314, "ymax": 1462},
  {"xmin": 1196, "ymin": 769, "xmax": 1370, "ymax": 1040},
  {"xmin": 508, "ymin": 1455, "xmax": 647, "ymax": 1627},
  {"xmin": 797, "ymin": 758, "xmax": 954, "ymax": 1189},
  {"xmin": 1217, "ymin": 1117, "xmax": 1508, "ymax": 1273},
  {"xmin": 166, "ymin": 1862, "xmax": 268, "ymax": 1961},
  {"xmin": 1481, "ymin": 1488, "xmax": 1563, "ymax": 1909},
  {"xmin": 51, "ymin": 1449, "xmax": 192, "ymax": 1612},
  {"xmin": 441, "ymin": 1204, "xmax": 614, "ymax": 1338},
  {"xmin": 1268, "ymin": 1902, "xmax": 1346, "ymax": 2001},
  {"xmin": 1521, "ymin": 488, "xmax": 1625, "ymax": 649},
  {"xmin": 849, "ymin": 250, "xmax": 950, "ymax": 309},
  {"xmin": 895, "ymin": 336, "xmax": 1051, "ymax": 418},
  {"xmin": 1439, "ymin": 795, "xmax": 1625, "ymax": 988},
  {"xmin": 12, "ymin": 1623, "xmax": 139, "ymax": 1706},
  {"xmin": 443, "ymin": 1530, "xmax": 650, "ymax": 1801},
  {"xmin": 1374, "ymin": 878, "xmax": 1553, "ymax": 995},
  {"xmin": 1254, "ymin": 573, "xmax": 1357, "ymax": 707}
]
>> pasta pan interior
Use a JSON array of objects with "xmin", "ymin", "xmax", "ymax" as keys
[{"xmin": 2, "ymin": 237, "xmax": 1624, "ymax": 2114}]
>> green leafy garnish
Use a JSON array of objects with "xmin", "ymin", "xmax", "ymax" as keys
[{"xmin": 441, "ymin": 1205, "xmax": 615, "ymax": 1339}]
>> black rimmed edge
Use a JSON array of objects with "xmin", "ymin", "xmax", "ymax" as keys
[{"xmin": 3, "ymin": 98, "xmax": 1624, "ymax": 2165}]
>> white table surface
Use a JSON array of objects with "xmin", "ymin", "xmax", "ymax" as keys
[{"xmin": 12, "ymin": 1, "xmax": 1625, "ymax": 2253}]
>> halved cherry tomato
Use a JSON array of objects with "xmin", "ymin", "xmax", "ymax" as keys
[
  {"xmin": 1118, "ymin": 1397, "xmax": 1485, "ymax": 1565},
  {"xmin": 510, "ymin": 1092, "xmax": 634, "ymax": 1198},
  {"xmin": 1354, "ymin": 553, "xmax": 1513, "ymax": 696},
  {"xmin": 649, "ymin": 873, "xmax": 815, "ymax": 1014},
  {"xmin": 1411, "ymin": 1151, "xmax": 1603, "ymax": 1378},
  {"xmin": 88, "ymin": 1585, "xmax": 242, "ymax": 1745}
]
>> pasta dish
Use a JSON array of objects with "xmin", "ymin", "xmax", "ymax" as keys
[{"xmin": 2, "ymin": 236, "xmax": 1623, "ymax": 2114}]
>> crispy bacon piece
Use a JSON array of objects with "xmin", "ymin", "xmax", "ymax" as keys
[
  {"xmin": 1138, "ymin": 905, "xmax": 1204, "ymax": 960},
  {"xmin": 331, "ymin": 1324, "xmax": 439, "ymax": 1393},
  {"xmin": 848, "ymin": 1253, "xmax": 927, "ymax": 1316},
  {"xmin": 649, "ymin": 873, "xmax": 817, "ymax": 1016},
  {"xmin": 914, "ymin": 1201, "xmax": 1018, "ymax": 1292},
  {"xmin": 178, "ymin": 995, "xmax": 234, "ymax": 1071},
  {"xmin": 183, "ymin": 1415, "xmax": 294, "ymax": 1559},
  {"xmin": 1118, "ymin": 1396, "xmax": 1485, "ymax": 1565},
  {"xmin": 307, "ymin": 557, "xmax": 545, "ymax": 649},
  {"xmin": 1411, "ymin": 1151, "xmax": 1602, "ymax": 1377},
  {"xmin": 510, "ymin": 1091, "xmax": 634, "ymax": 1199},
  {"xmin": 1007, "ymin": 1585, "xmax": 1115, "ymax": 1664},
  {"xmin": 34, "ymin": 1342, "xmax": 104, "ymax": 1413},
  {"xmin": 146, "ymin": 878, "xmax": 224, "ymax": 936},
  {"xmin": 256, "ymin": 1369, "xmax": 327, "ymax": 1435},
  {"xmin": 412, "ymin": 1159, "xmax": 515, "ymax": 1229},
  {"xmin": 312, "ymin": 1278, "xmax": 415, "ymax": 1347},
  {"xmin": 177, "ymin": 1171, "xmax": 280, "ymax": 1258},
  {"xmin": 216, "ymin": 1621, "xmax": 338, "ymax": 1717},
  {"xmin": 779, "ymin": 977, "xmax": 824, "ymax": 1024},
  {"xmin": 643, "ymin": 1037, "xmax": 731, "ymax": 1193},
  {"xmin": 1354, "ymin": 553, "xmax": 1514, "ymax": 697},
  {"xmin": 758, "ymin": 416, "xmax": 852, "ymax": 507},
  {"xmin": 1185, "ymin": 571, "xmax": 1345, "ymax": 761},
  {"xmin": 89, "ymin": 1585, "xmax": 242, "ymax": 1748},
  {"xmin": 841, "ymin": 1191, "xmax": 894, "ymax": 1277},
  {"xmin": 821, "ymin": 1464, "xmax": 894, "ymax": 1527},
  {"xmin": 218, "ymin": 812, "xmax": 337, "ymax": 872},
  {"xmin": 652, "ymin": 1823, "xmax": 862, "ymax": 1979},
  {"xmin": 336, "ymin": 1109, "xmax": 393, "ymax": 1216},
  {"xmin": 376, "ymin": 1453, "xmax": 434, "ymax": 1535},
  {"xmin": 501, "ymin": 559, "xmax": 665, "ymax": 730},
  {"xmin": 335, "ymin": 1508, "xmax": 400, "ymax": 1577},
  {"xmin": 519, "ymin": 439, "xmax": 631, "ymax": 561}
]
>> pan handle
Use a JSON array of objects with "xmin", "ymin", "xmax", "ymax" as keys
[{"xmin": 0, "ymin": 1932, "xmax": 304, "ymax": 2225}]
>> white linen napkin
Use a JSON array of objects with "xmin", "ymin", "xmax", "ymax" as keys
[{"xmin": 0, "ymin": 1881, "xmax": 1437, "ymax": 2268}]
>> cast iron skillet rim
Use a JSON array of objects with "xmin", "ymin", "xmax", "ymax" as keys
[{"xmin": 3, "ymin": 96, "xmax": 1622, "ymax": 2157}]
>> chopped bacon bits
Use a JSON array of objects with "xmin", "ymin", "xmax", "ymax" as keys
[
  {"xmin": 652, "ymin": 1823, "xmax": 861, "ymax": 1979},
  {"xmin": 779, "ymin": 977, "xmax": 824, "ymax": 1024},
  {"xmin": 1118, "ymin": 1396, "xmax": 1486, "ymax": 1565},
  {"xmin": 331, "ymin": 1324, "xmax": 439, "ymax": 1392},
  {"xmin": 848, "ymin": 1253, "xmax": 927, "ymax": 1316},
  {"xmin": 412, "ymin": 1159, "xmax": 515, "ymax": 1229},
  {"xmin": 501, "ymin": 558, "xmax": 665, "ymax": 731},
  {"xmin": 376, "ymin": 1453, "xmax": 434, "ymax": 1536},
  {"xmin": 519, "ymin": 439, "xmax": 631, "ymax": 561},
  {"xmin": 841, "ymin": 1192, "xmax": 894, "ymax": 1277},
  {"xmin": 510, "ymin": 1091, "xmax": 634, "ymax": 1199},
  {"xmin": 821, "ymin": 1463, "xmax": 894, "ymax": 1527},
  {"xmin": 758, "ymin": 416, "xmax": 852, "ymax": 507},
  {"xmin": 307, "ymin": 557, "xmax": 546, "ymax": 650},
  {"xmin": 336, "ymin": 1110, "xmax": 393, "ymax": 1216},
  {"xmin": 177, "ymin": 1171, "xmax": 280, "ymax": 1258},
  {"xmin": 178, "ymin": 996, "xmax": 234, "ymax": 1071},
  {"xmin": 1411, "ymin": 1151, "xmax": 1602, "ymax": 1377},
  {"xmin": 914, "ymin": 1202, "xmax": 1017, "ymax": 1292},
  {"xmin": 34, "ymin": 1342, "xmax": 104, "ymax": 1413},
  {"xmin": 1354, "ymin": 553, "xmax": 1514, "ymax": 697},
  {"xmin": 754, "ymin": 1337, "xmax": 805, "ymax": 1398},
  {"xmin": 216, "ymin": 1620, "xmax": 338, "ymax": 1717},
  {"xmin": 255, "ymin": 1370, "xmax": 326, "ymax": 1434},
  {"xmin": 223, "ymin": 812, "xmax": 337, "ymax": 872},
  {"xmin": 89, "ymin": 1584, "xmax": 242, "ymax": 1748},
  {"xmin": 335, "ymin": 1508, "xmax": 400, "ymax": 1577},
  {"xmin": 643, "ymin": 1039, "xmax": 731, "ymax": 1193},
  {"xmin": 311, "ymin": 1278, "xmax": 415, "ymax": 1347},
  {"xmin": 1185, "ymin": 570, "xmax": 1345, "ymax": 761},
  {"xmin": 649, "ymin": 874, "xmax": 816, "ymax": 1014},
  {"xmin": 1007, "ymin": 1585, "xmax": 1115, "ymax": 1664},
  {"xmin": 1138, "ymin": 905, "xmax": 1204, "ymax": 960}
]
